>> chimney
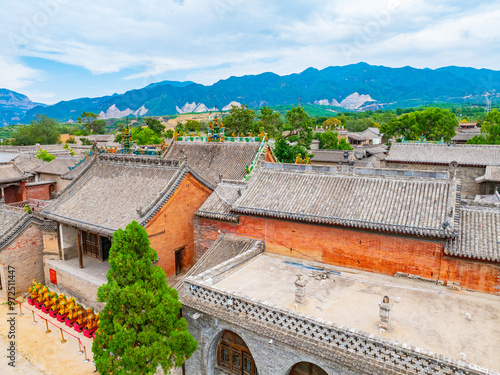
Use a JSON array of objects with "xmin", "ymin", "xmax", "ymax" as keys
[
  {"xmin": 294, "ymin": 274, "xmax": 307, "ymax": 304},
  {"xmin": 379, "ymin": 295, "xmax": 391, "ymax": 330}
]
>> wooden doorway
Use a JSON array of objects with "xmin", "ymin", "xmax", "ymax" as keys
[
  {"xmin": 217, "ymin": 330, "xmax": 257, "ymax": 375},
  {"xmin": 175, "ymin": 248, "xmax": 184, "ymax": 275},
  {"xmin": 289, "ymin": 362, "xmax": 327, "ymax": 375},
  {"xmin": 81, "ymin": 231, "xmax": 99, "ymax": 259}
]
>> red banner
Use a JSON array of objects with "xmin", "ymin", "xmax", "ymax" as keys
[{"xmin": 49, "ymin": 268, "xmax": 57, "ymax": 284}]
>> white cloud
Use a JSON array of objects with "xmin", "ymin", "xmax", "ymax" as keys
[
  {"xmin": 0, "ymin": 0, "xmax": 499, "ymax": 101},
  {"xmin": 0, "ymin": 57, "xmax": 40, "ymax": 91}
]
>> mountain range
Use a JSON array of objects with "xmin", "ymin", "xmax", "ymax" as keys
[{"xmin": 2, "ymin": 62, "xmax": 500, "ymax": 126}]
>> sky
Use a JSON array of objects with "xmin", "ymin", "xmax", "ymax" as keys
[{"xmin": 1, "ymin": 0, "xmax": 500, "ymax": 104}]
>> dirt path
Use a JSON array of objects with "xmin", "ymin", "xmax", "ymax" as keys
[{"xmin": 0, "ymin": 298, "xmax": 96, "ymax": 375}]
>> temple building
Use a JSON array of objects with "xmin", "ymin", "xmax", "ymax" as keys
[
  {"xmin": 179, "ymin": 232, "xmax": 500, "ymax": 375},
  {"xmin": 33, "ymin": 157, "xmax": 81, "ymax": 193},
  {"xmin": 385, "ymin": 143, "xmax": 500, "ymax": 197},
  {"xmin": 194, "ymin": 163, "xmax": 500, "ymax": 294}
]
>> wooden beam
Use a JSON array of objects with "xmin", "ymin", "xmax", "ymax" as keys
[
  {"xmin": 56, "ymin": 223, "xmax": 62, "ymax": 260},
  {"xmin": 77, "ymin": 230, "xmax": 83, "ymax": 269}
]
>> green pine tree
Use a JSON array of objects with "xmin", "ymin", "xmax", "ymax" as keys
[{"xmin": 93, "ymin": 221, "xmax": 197, "ymax": 374}]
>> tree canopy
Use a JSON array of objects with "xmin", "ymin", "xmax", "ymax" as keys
[
  {"xmin": 132, "ymin": 127, "xmax": 162, "ymax": 145},
  {"xmin": 35, "ymin": 149, "xmax": 56, "ymax": 162},
  {"xmin": 318, "ymin": 130, "xmax": 352, "ymax": 150},
  {"xmin": 466, "ymin": 109, "xmax": 500, "ymax": 145},
  {"xmin": 223, "ymin": 104, "xmax": 256, "ymax": 136},
  {"xmin": 11, "ymin": 115, "xmax": 61, "ymax": 145},
  {"xmin": 380, "ymin": 107, "xmax": 457, "ymax": 142},
  {"xmin": 144, "ymin": 117, "xmax": 165, "ymax": 135},
  {"xmin": 282, "ymin": 106, "xmax": 313, "ymax": 149},
  {"xmin": 322, "ymin": 117, "xmax": 341, "ymax": 130},
  {"xmin": 256, "ymin": 106, "xmax": 281, "ymax": 138},
  {"xmin": 78, "ymin": 111, "xmax": 106, "ymax": 134},
  {"xmin": 93, "ymin": 221, "xmax": 197, "ymax": 375}
]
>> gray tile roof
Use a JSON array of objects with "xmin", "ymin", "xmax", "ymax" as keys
[
  {"xmin": 60, "ymin": 155, "xmax": 95, "ymax": 180},
  {"xmin": 484, "ymin": 166, "xmax": 500, "ymax": 183},
  {"xmin": 0, "ymin": 152, "xmax": 19, "ymax": 163},
  {"xmin": 163, "ymin": 141, "xmax": 263, "ymax": 187},
  {"xmin": 0, "ymin": 208, "xmax": 41, "ymax": 248},
  {"xmin": 0, "ymin": 164, "xmax": 26, "ymax": 184},
  {"xmin": 451, "ymin": 132, "xmax": 481, "ymax": 142},
  {"xmin": 34, "ymin": 157, "xmax": 81, "ymax": 176},
  {"xmin": 446, "ymin": 206, "xmax": 500, "ymax": 262},
  {"xmin": 41, "ymin": 155, "xmax": 188, "ymax": 236},
  {"xmin": 175, "ymin": 233, "xmax": 263, "ymax": 291},
  {"xmin": 311, "ymin": 150, "xmax": 352, "ymax": 163},
  {"xmin": 12, "ymin": 153, "xmax": 47, "ymax": 173},
  {"xmin": 386, "ymin": 143, "xmax": 500, "ymax": 166},
  {"xmin": 197, "ymin": 180, "xmax": 246, "ymax": 222},
  {"xmin": 232, "ymin": 165, "xmax": 459, "ymax": 238}
]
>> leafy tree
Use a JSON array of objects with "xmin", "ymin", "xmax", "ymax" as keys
[
  {"xmin": 273, "ymin": 137, "xmax": 312, "ymax": 163},
  {"xmin": 93, "ymin": 119, "xmax": 107, "ymax": 134},
  {"xmin": 184, "ymin": 120, "xmax": 201, "ymax": 132},
  {"xmin": 318, "ymin": 130, "xmax": 353, "ymax": 150},
  {"xmin": 144, "ymin": 118, "xmax": 165, "ymax": 135},
  {"xmin": 35, "ymin": 149, "xmax": 56, "ymax": 162},
  {"xmin": 223, "ymin": 104, "xmax": 256, "ymax": 136},
  {"xmin": 132, "ymin": 128, "xmax": 162, "ymax": 145},
  {"xmin": 11, "ymin": 115, "xmax": 61, "ymax": 145},
  {"xmin": 66, "ymin": 136, "xmax": 76, "ymax": 144},
  {"xmin": 80, "ymin": 137, "xmax": 93, "ymax": 146},
  {"xmin": 380, "ymin": 108, "xmax": 457, "ymax": 142},
  {"xmin": 63, "ymin": 142, "xmax": 76, "ymax": 156},
  {"xmin": 345, "ymin": 118, "xmax": 374, "ymax": 132},
  {"xmin": 256, "ymin": 106, "xmax": 281, "ymax": 137},
  {"xmin": 322, "ymin": 117, "xmax": 341, "ymax": 130},
  {"xmin": 78, "ymin": 111, "xmax": 106, "ymax": 134},
  {"xmin": 466, "ymin": 108, "xmax": 500, "ymax": 144},
  {"xmin": 165, "ymin": 129, "xmax": 174, "ymax": 138},
  {"xmin": 93, "ymin": 221, "xmax": 197, "ymax": 375},
  {"xmin": 283, "ymin": 106, "xmax": 313, "ymax": 149}
]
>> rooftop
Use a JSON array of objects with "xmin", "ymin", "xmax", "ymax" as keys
[
  {"xmin": 232, "ymin": 164, "xmax": 459, "ymax": 238},
  {"xmin": 201, "ymin": 252, "xmax": 500, "ymax": 372},
  {"xmin": 12, "ymin": 153, "xmax": 47, "ymax": 173},
  {"xmin": 41, "ymin": 155, "xmax": 187, "ymax": 236},
  {"xmin": 0, "ymin": 163, "xmax": 26, "ymax": 184},
  {"xmin": 446, "ymin": 206, "xmax": 500, "ymax": 262},
  {"xmin": 0, "ymin": 207, "xmax": 40, "ymax": 248},
  {"xmin": 163, "ymin": 141, "xmax": 265, "ymax": 187},
  {"xmin": 386, "ymin": 143, "xmax": 500, "ymax": 166},
  {"xmin": 34, "ymin": 157, "xmax": 81, "ymax": 176},
  {"xmin": 196, "ymin": 180, "xmax": 246, "ymax": 222}
]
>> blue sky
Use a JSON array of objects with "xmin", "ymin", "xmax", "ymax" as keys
[{"xmin": 1, "ymin": 0, "xmax": 500, "ymax": 104}]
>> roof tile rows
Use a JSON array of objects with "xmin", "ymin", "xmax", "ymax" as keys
[
  {"xmin": 0, "ymin": 208, "xmax": 41, "ymax": 248},
  {"xmin": 197, "ymin": 181, "xmax": 246, "ymax": 222},
  {"xmin": 175, "ymin": 233, "xmax": 262, "ymax": 291},
  {"xmin": 386, "ymin": 143, "xmax": 500, "ymax": 166},
  {"xmin": 0, "ymin": 164, "xmax": 26, "ymax": 184},
  {"xmin": 163, "ymin": 141, "xmax": 262, "ymax": 187},
  {"xmin": 447, "ymin": 207, "xmax": 500, "ymax": 262},
  {"xmin": 231, "ymin": 167, "xmax": 458, "ymax": 238},
  {"xmin": 35, "ymin": 157, "xmax": 80, "ymax": 176},
  {"xmin": 42, "ymin": 156, "xmax": 185, "ymax": 235}
]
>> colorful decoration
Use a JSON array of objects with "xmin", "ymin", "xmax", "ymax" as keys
[
  {"xmin": 207, "ymin": 113, "xmax": 225, "ymax": 142},
  {"xmin": 401, "ymin": 135, "xmax": 445, "ymax": 144},
  {"xmin": 28, "ymin": 280, "xmax": 41, "ymax": 306},
  {"xmin": 295, "ymin": 153, "xmax": 310, "ymax": 164}
]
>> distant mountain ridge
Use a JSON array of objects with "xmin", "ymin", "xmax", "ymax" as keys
[{"xmin": 3, "ymin": 62, "xmax": 500, "ymax": 126}]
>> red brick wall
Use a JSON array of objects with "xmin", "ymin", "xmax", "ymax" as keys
[
  {"xmin": 146, "ymin": 173, "xmax": 212, "ymax": 277},
  {"xmin": 26, "ymin": 183, "xmax": 53, "ymax": 201},
  {"xmin": 195, "ymin": 215, "xmax": 499, "ymax": 294},
  {"xmin": 0, "ymin": 224, "xmax": 44, "ymax": 298},
  {"xmin": 1, "ymin": 183, "xmax": 26, "ymax": 204},
  {"xmin": 439, "ymin": 256, "xmax": 500, "ymax": 294}
]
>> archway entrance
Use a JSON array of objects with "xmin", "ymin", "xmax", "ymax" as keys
[
  {"xmin": 289, "ymin": 362, "xmax": 328, "ymax": 375},
  {"xmin": 217, "ymin": 330, "xmax": 257, "ymax": 375}
]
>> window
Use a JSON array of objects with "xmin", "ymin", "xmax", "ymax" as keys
[{"xmin": 217, "ymin": 331, "xmax": 257, "ymax": 375}]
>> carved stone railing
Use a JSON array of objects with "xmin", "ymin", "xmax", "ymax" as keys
[{"xmin": 184, "ymin": 277, "xmax": 493, "ymax": 375}]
